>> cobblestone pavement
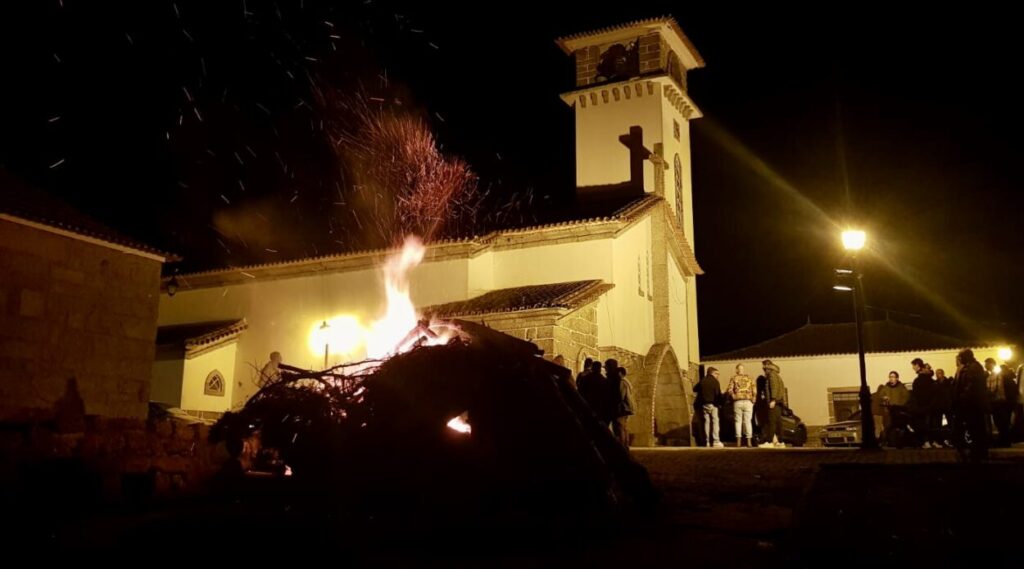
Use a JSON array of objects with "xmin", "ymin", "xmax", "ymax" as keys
[
  {"xmin": 13, "ymin": 447, "xmax": 1019, "ymax": 566},
  {"xmin": 627, "ymin": 447, "xmax": 1024, "ymax": 568},
  {"xmin": 636, "ymin": 446, "xmax": 1024, "ymax": 491}
]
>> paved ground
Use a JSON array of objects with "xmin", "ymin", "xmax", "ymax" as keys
[
  {"xmin": 632, "ymin": 447, "xmax": 1024, "ymax": 567},
  {"xmin": 8, "ymin": 447, "xmax": 1022, "ymax": 565}
]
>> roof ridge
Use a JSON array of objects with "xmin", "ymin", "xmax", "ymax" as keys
[{"xmin": 704, "ymin": 320, "xmax": 990, "ymax": 361}]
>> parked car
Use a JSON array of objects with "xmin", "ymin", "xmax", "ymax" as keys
[
  {"xmin": 820, "ymin": 409, "xmax": 864, "ymax": 447},
  {"xmin": 821, "ymin": 407, "xmax": 937, "ymax": 448},
  {"xmin": 694, "ymin": 402, "xmax": 808, "ymax": 447}
]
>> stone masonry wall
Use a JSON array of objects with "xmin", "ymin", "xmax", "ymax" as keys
[
  {"xmin": 0, "ymin": 414, "xmax": 227, "ymax": 510},
  {"xmin": 461, "ymin": 303, "xmax": 600, "ymax": 373},
  {"xmin": 0, "ymin": 220, "xmax": 162, "ymax": 421}
]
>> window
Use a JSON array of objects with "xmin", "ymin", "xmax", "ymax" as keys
[
  {"xmin": 596, "ymin": 39, "xmax": 640, "ymax": 83},
  {"xmin": 204, "ymin": 370, "xmax": 225, "ymax": 396},
  {"xmin": 637, "ymin": 256, "xmax": 644, "ymax": 296},
  {"xmin": 828, "ymin": 388, "xmax": 860, "ymax": 422},
  {"xmin": 673, "ymin": 154, "xmax": 684, "ymax": 228},
  {"xmin": 667, "ymin": 51, "xmax": 686, "ymax": 90},
  {"xmin": 673, "ymin": 120, "xmax": 680, "ymax": 141}
]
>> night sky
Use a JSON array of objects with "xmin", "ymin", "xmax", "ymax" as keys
[{"xmin": 2, "ymin": 1, "xmax": 1022, "ymax": 355}]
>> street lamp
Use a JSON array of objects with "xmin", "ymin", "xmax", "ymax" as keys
[
  {"xmin": 835, "ymin": 229, "xmax": 879, "ymax": 450},
  {"xmin": 841, "ymin": 230, "xmax": 866, "ymax": 252},
  {"xmin": 319, "ymin": 320, "xmax": 331, "ymax": 369},
  {"xmin": 166, "ymin": 276, "xmax": 179, "ymax": 297}
]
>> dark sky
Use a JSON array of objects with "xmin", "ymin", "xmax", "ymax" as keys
[{"xmin": 2, "ymin": 1, "xmax": 1022, "ymax": 355}]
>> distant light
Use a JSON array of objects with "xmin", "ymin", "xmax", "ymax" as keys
[
  {"xmin": 998, "ymin": 347, "xmax": 1013, "ymax": 361},
  {"xmin": 994, "ymin": 365, "xmax": 1003, "ymax": 374},
  {"xmin": 835, "ymin": 269, "xmax": 854, "ymax": 275},
  {"xmin": 309, "ymin": 315, "xmax": 364, "ymax": 358},
  {"xmin": 446, "ymin": 412, "xmax": 471, "ymax": 434},
  {"xmin": 842, "ymin": 230, "xmax": 867, "ymax": 251},
  {"xmin": 833, "ymin": 285, "xmax": 854, "ymax": 292}
]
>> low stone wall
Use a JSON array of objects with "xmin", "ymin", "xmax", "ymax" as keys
[{"xmin": 0, "ymin": 414, "xmax": 228, "ymax": 509}]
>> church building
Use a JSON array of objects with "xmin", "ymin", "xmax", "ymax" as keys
[{"xmin": 155, "ymin": 17, "xmax": 706, "ymax": 446}]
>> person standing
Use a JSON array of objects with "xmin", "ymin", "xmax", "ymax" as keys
[
  {"xmin": 727, "ymin": 364, "xmax": 757, "ymax": 447},
  {"xmin": 760, "ymin": 360, "xmax": 786, "ymax": 448},
  {"xmin": 695, "ymin": 367, "xmax": 724, "ymax": 448}
]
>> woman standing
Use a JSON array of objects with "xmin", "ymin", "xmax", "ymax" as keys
[{"xmin": 728, "ymin": 364, "xmax": 757, "ymax": 447}]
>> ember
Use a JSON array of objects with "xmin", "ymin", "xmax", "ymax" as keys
[{"xmin": 320, "ymin": 92, "xmax": 480, "ymax": 247}]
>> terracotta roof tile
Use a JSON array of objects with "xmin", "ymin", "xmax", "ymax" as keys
[
  {"xmin": 426, "ymin": 280, "xmax": 614, "ymax": 318},
  {"xmin": 0, "ymin": 170, "xmax": 176, "ymax": 260}
]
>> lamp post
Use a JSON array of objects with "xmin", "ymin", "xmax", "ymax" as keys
[
  {"xmin": 320, "ymin": 320, "xmax": 331, "ymax": 369},
  {"xmin": 834, "ymin": 229, "xmax": 879, "ymax": 450}
]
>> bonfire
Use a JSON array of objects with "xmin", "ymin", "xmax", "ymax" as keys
[
  {"xmin": 210, "ymin": 240, "xmax": 654, "ymax": 526},
  {"xmin": 209, "ymin": 107, "xmax": 655, "ymax": 528},
  {"xmin": 213, "ymin": 318, "xmax": 655, "ymax": 525}
]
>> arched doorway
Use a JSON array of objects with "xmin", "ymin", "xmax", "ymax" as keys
[
  {"xmin": 630, "ymin": 343, "xmax": 690, "ymax": 446},
  {"xmin": 573, "ymin": 346, "xmax": 600, "ymax": 376}
]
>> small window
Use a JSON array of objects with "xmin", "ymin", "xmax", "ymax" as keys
[
  {"xmin": 673, "ymin": 154, "xmax": 684, "ymax": 227},
  {"xmin": 667, "ymin": 51, "xmax": 686, "ymax": 90},
  {"xmin": 204, "ymin": 370, "xmax": 225, "ymax": 396},
  {"xmin": 828, "ymin": 388, "xmax": 860, "ymax": 422},
  {"xmin": 673, "ymin": 120, "xmax": 680, "ymax": 141}
]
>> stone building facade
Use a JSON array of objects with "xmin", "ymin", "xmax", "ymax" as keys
[{"xmin": 0, "ymin": 186, "xmax": 172, "ymax": 422}]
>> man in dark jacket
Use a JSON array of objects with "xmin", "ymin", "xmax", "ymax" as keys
[
  {"xmin": 694, "ymin": 367, "xmax": 724, "ymax": 447},
  {"xmin": 996, "ymin": 364, "xmax": 1018, "ymax": 447},
  {"xmin": 575, "ymin": 357, "xmax": 593, "ymax": 388},
  {"xmin": 754, "ymin": 372, "xmax": 770, "ymax": 444},
  {"xmin": 760, "ymin": 360, "xmax": 786, "ymax": 448},
  {"xmin": 873, "ymin": 371, "xmax": 910, "ymax": 444},
  {"xmin": 933, "ymin": 368, "xmax": 954, "ymax": 446},
  {"xmin": 909, "ymin": 358, "xmax": 937, "ymax": 447},
  {"xmin": 985, "ymin": 357, "xmax": 1015, "ymax": 447},
  {"xmin": 953, "ymin": 349, "xmax": 990, "ymax": 461},
  {"xmin": 605, "ymin": 359, "xmax": 630, "ymax": 445},
  {"xmin": 578, "ymin": 360, "xmax": 609, "ymax": 427}
]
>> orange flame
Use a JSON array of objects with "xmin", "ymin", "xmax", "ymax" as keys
[
  {"xmin": 360, "ymin": 235, "xmax": 460, "ymax": 361},
  {"xmin": 365, "ymin": 235, "xmax": 426, "ymax": 359},
  {"xmin": 311, "ymin": 235, "xmax": 453, "ymax": 371}
]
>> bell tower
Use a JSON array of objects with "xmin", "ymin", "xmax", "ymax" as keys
[{"xmin": 557, "ymin": 17, "xmax": 703, "ymax": 246}]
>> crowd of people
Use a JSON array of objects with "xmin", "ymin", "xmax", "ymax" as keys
[
  {"xmin": 562, "ymin": 356, "xmax": 634, "ymax": 447},
  {"xmin": 873, "ymin": 348, "xmax": 1022, "ymax": 459},
  {"xmin": 692, "ymin": 360, "xmax": 789, "ymax": 448}
]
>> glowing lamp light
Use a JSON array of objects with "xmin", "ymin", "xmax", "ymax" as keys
[
  {"xmin": 841, "ymin": 230, "xmax": 866, "ymax": 251},
  {"xmin": 833, "ymin": 284, "xmax": 854, "ymax": 292},
  {"xmin": 998, "ymin": 347, "xmax": 1013, "ymax": 361},
  {"xmin": 446, "ymin": 412, "xmax": 471, "ymax": 435},
  {"xmin": 309, "ymin": 316, "xmax": 364, "ymax": 361}
]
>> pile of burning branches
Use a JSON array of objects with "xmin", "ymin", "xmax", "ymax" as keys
[{"xmin": 211, "ymin": 320, "xmax": 656, "ymax": 527}]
